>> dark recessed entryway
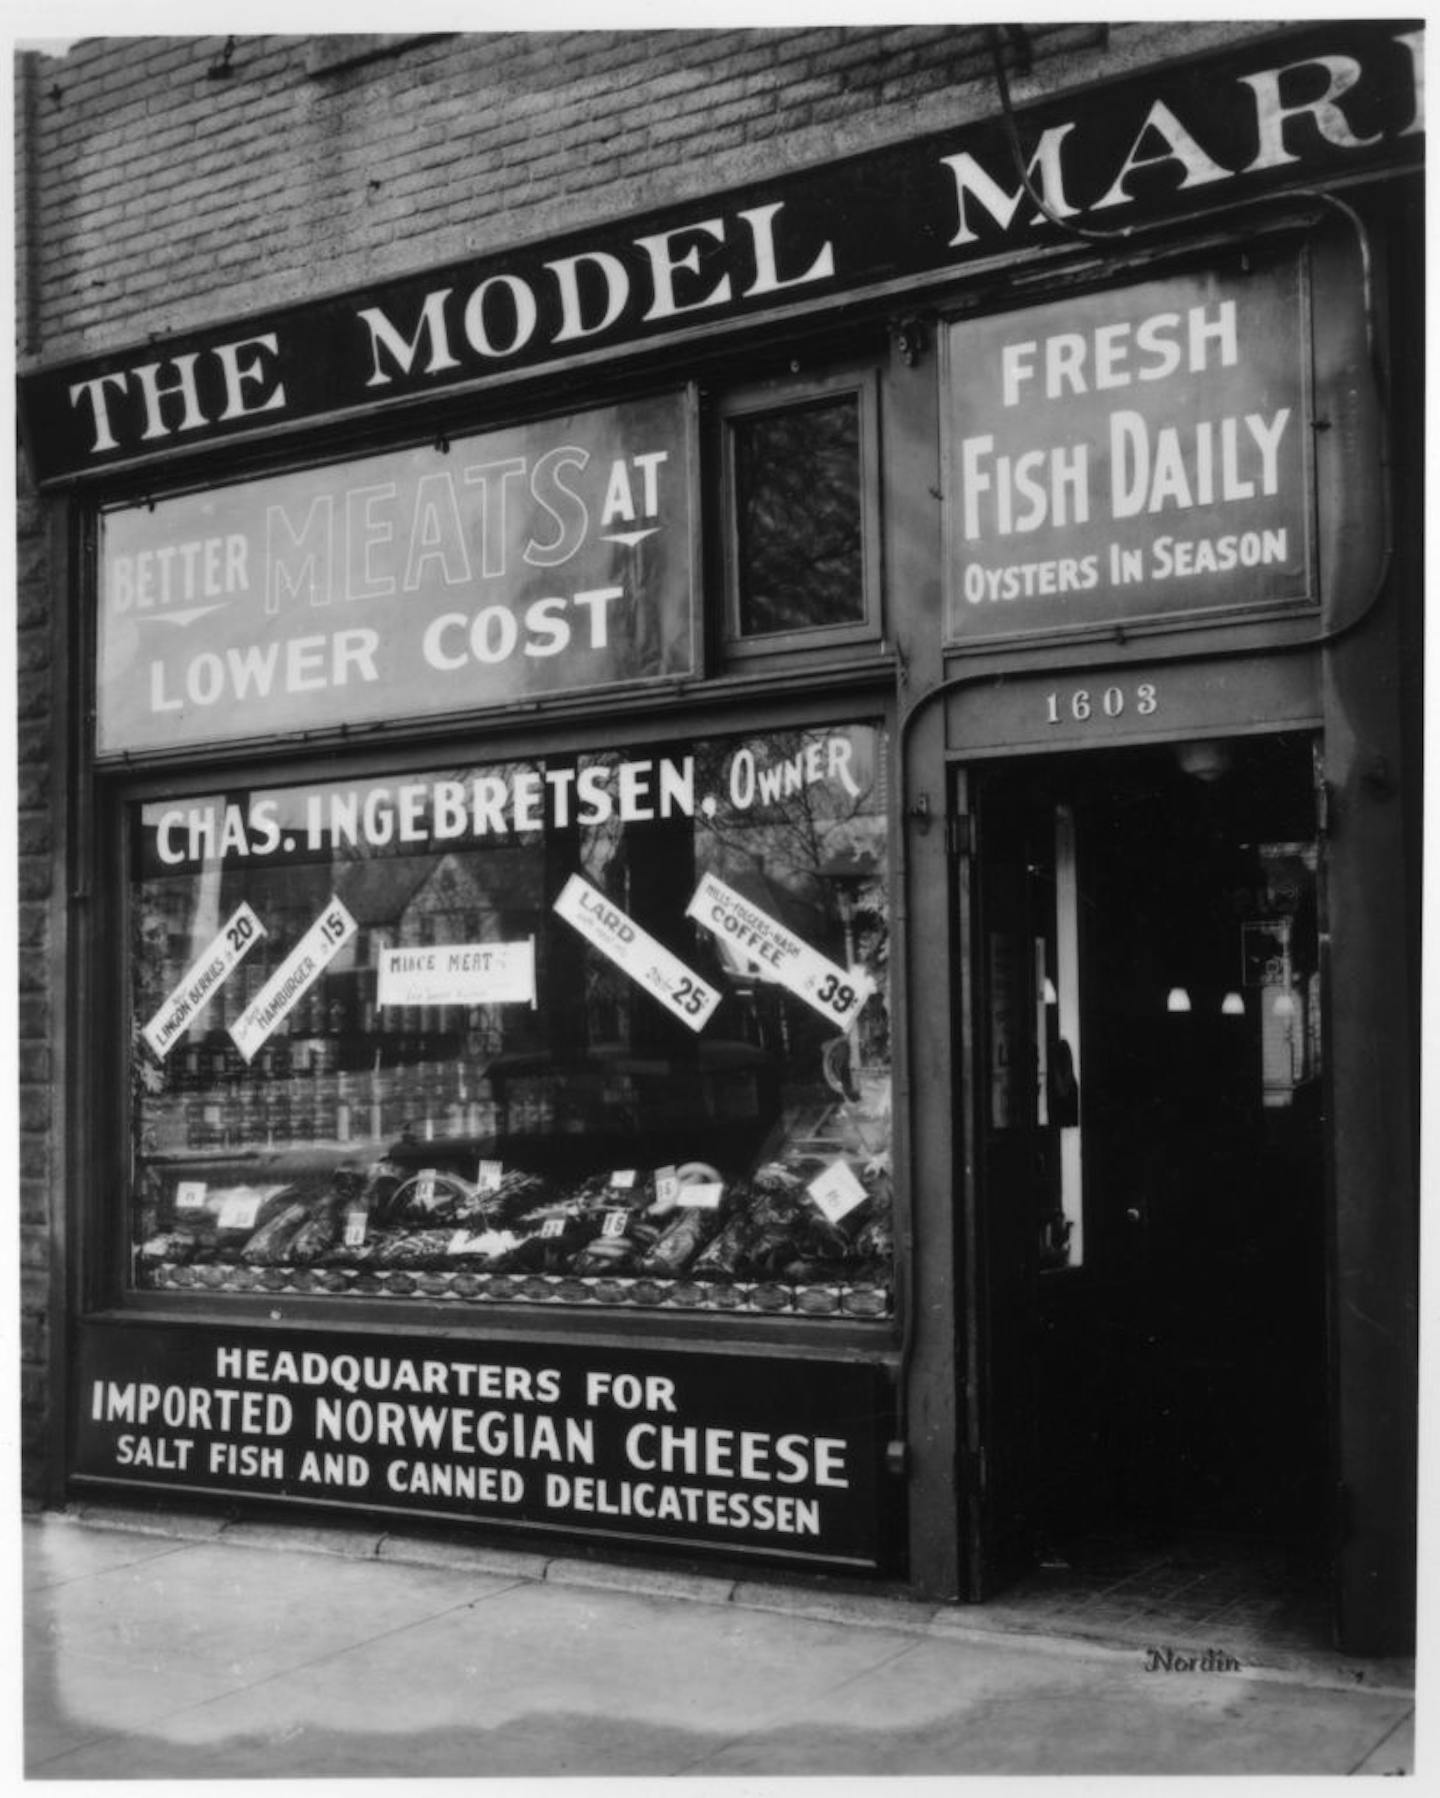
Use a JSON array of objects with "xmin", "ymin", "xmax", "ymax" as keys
[{"xmin": 962, "ymin": 734, "xmax": 1330, "ymax": 1642}]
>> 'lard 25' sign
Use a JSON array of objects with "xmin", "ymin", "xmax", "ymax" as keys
[{"xmin": 97, "ymin": 393, "xmax": 693, "ymax": 754}]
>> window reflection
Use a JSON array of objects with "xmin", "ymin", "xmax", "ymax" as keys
[{"xmin": 129, "ymin": 725, "xmax": 894, "ymax": 1317}]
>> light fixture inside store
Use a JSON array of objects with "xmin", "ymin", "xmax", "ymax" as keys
[
  {"xmin": 1043, "ymin": 977, "xmax": 1058, "ymax": 1005},
  {"xmin": 1272, "ymin": 991, "xmax": 1297, "ymax": 1017},
  {"xmin": 1166, "ymin": 986, "xmax": 1192, "ymax": 1013},
  {"xmin": 1221, "ymin": 991, "xmax": 1246, "ymax": 1016},
  {"xmin": 1174, "ymin": 739, "xmax": 1233, "ymax": 783}
]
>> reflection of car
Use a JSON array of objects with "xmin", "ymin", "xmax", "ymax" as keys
[{"xmin": 385, "ymin": 1041, "xmax": 783, "ymax": 1184}]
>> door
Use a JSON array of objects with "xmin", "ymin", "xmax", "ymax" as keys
[{"xmin": 961, "ymin": 734, "xmax": 1329, "ymax": 1591}]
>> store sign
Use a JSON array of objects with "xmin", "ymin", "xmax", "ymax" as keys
[
  {"xmin": 141, "ymin": 902, "xmax": 266, "ymax": 1060},
  {"xmin": 687, "ymin": 872, "xmax": 875, "ymax": 1029},
  {"xmin": 555, "ymin": 874, "xmax": 722, "ymax": 1032},
  {"xmin": 72, "ymin": 1322, "xmax": 896, "ymax": 1570},
  {"xmin": 96, "ymin": 392, "xmax": 694, "ymax": 754},
  {"xmin": 945, "ymin": 256, "xmax": 1313, "ymax": 641},
  {"xmin": 134, "ymin": 726, "xmax": 881, "ymax": 875},
  {"xmin": 230, "ymin": 897, "xmax": 356, "ymax": 1061},
  {"xmin": 18, "ymin": 24, "xmax": 1420, "ymax": 484},
  {"xmin": 377, "ymin": 940, "xmax": 536, "ymax": 1009}
]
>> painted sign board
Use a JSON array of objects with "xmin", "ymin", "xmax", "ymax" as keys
[
  {"xmin": 944, "ymin": 255, "xmax": 1314, "ymax": 642},
  {"xmin": 97, "ymin": 392, "xmax": 694, "ymax": 754},
  {"xmin": 943, "ymin": 650, "xmax": 1321, "ymax": 754},
  {"xmin": 72, "ymin": 1321, "xmax": 896, "ymax": 1569},
  {"xmin": 18, "ymin": 24, "xmax": 1421, "ymax": 484}
]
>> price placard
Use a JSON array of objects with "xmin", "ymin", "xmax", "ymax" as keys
[
  {"xmin": 230, "ymin": 897, "xmax": 357, "ymax": 1063},
  {"xmin": 378, "ymin": 939, "xmax": 536, "ymax": 1008},
  {"xmin": 343, "ymin": 1209, "xmax": 369, "ymax": 1248},
  {"xmin": 678, "ymin": 1181, "xmax": 725, "ymax": 1210},
  {"xmin": 477, "ymin": 1160, "xmax": 504, "ymax": 1193},
  {"xmin": 807, "ymin": 1158, "xmax": 870, "ymax": 1225},
  {"xmin": 142, "ymin": 903, "xmax": 266, "ymax": 1060},
  {"xmin": 174, "ymin": 1181, "xmax": 208, "ymax": 1214},
  {"xmin": 216, "ymin": 1192, "xmax": 265, "ymax": 1232},
  {"xmin": 540, "ymin": 1218, "xmax": 566, "ymax": 1240},
  {"xmin": 654, "ymin": 1165, "xmax": 681, "ymax": 1210},
  {"xmin": 602, "ymin": 1210, "xmax": 631, "ymax": 1238},
  {"xmin": 554, "ymin": 874, "xmax": 720, "ymax": 1032},
  {"xmin": 687, "ymin": 872, "xmax": 875, "ymax": 1028}
]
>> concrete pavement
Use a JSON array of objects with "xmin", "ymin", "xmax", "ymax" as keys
[{"xmin": 22, "ymin": 1508, "xmax": 1416, "ymax": 1779}]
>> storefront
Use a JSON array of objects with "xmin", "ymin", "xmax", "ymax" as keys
[{"xmin": 18, "ymin": 22, "xmax": 1422, "ymax": 1652}]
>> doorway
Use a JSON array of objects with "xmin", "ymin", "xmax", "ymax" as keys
[{"xmin": 961, "ymin": 734, "xmax": 1330, "ymax": 1623}]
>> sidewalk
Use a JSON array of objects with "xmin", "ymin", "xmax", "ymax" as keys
[{"xmin": 23, "ymin": 1507, "xmax": 1416, "ymax": 1780}]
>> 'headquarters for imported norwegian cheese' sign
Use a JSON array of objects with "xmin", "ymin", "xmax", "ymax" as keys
[{"xmin": 944, "ymin": 256, "xmax": 1313, "ymax": 642}]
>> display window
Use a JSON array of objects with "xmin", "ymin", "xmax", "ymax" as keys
[{"xmin": 128, "ymin": 721, "xmax": 894, "ymax": 1318}]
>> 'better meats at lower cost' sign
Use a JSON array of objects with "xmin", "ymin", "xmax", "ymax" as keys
[{"xmin": 73, "ymin": 1324, "xmax": 893, "ymax": 1568}]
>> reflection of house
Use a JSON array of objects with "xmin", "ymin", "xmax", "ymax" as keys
[{"xmin": 397, "ymin": 853, "xmax": 530, "ymax": 948}]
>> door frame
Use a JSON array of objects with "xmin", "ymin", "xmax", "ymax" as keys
[{"xmin": 952, "ymin": 730, "xmax": 1338, "ymax": 1608}]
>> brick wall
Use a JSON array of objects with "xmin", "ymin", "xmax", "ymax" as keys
[
  {"xmin": 13, "ymin": 22, "xmax": 1271, "ymax": 1507},
  {"xmin": 17, "ymin": 23, "xmax": 1271, "ymax": 363},
  {"xmin": 17, "ymin": 461, "xmax": 56, "ymax": 1506}
]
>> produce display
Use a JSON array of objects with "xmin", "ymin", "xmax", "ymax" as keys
[
  {"xmin": 134, "ymin": 1146, "xmax": 894, "ymax": 1314},
  {"xmin": 128, "ymin": 726, "xmax": 895, "ymax": 1318}
]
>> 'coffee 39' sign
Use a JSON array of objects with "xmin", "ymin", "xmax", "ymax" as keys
[
  {"xmin": 97, "ymin": 393, "xmax": 693, "ymax": 754},
  {"xmin": 17, "ymin": 23, "xmax": 1421, "ymax": 485}
]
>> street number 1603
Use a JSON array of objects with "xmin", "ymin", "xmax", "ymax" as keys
[{"xmin": 1044, "ymin": 683, "xmax": 1158, "ymax": 725}]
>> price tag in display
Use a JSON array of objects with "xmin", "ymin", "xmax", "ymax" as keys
[
  {"xmin": 609, "ymin": 1169, "xmax": 637, "ymax": 1191},
  {"xmin": 654, "ymin": 1165, "xmax": 681, "ymax": 1210},
  {"xmin": 230, "ymin": 896, "xmax": 356, "ymax": 1062},
  {"xmin": 343, "ymin": 1208, "xmax": 369, "ymax": 1249},
  {"xmin": 679, "ymin": 1181, "xmax": 725, "ymax": 1210},
  {"xmin": 807, "ymin": 1158, "xmax": 870, "ymax": 1225},
  {"xmin": 686, "ymin": 871, "xmax": 875, "ymax": 1029},
  {"xmin": 414, "ymin": 1170, "xmax": 438, "ymax": 1208},
  {"xmin": 554, "ymin": 874, "xmax": 721, "ymax": 1032},
  {"xmin": 216, "ymin": 1191, "xmax": 264, "ymax": 1232},
  {"xmin": 540, "ymin": 1218, "xmax": 567, "ymax": 1240},
  {"xmin": 142, "ymin": 902, "xmax": 267, "ymax": 1060},
  {"xmin": 477, "ymin": 1160, "xmax": 504, "ymax": 1193},
  {"xmin": 174, "ymin": 1181, "xmax": 208, "ymax": 1214},
  {"xmin": 602, "ymin": 1209, "xmax": 630, "ymax": 1238}
]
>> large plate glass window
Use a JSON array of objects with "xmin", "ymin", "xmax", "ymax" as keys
[{"xmin": 128, "ymin": 724, "xmax": 893, "ymax": 1317}]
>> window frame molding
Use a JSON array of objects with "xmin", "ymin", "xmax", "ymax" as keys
[{"xmin": 716, "ymin": 363, "xmax": 884, "ymax": 665}]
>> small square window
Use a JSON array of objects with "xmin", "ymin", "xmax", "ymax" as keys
[
  {"xmin": 735, "ymin": 398, "xmax": 862, "ymax": 636},
  {"xmin": 721, "ymin": 370, "xmax": 880, "ymax": 655}
]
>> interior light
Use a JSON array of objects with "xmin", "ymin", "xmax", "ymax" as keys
[
  {"xmin": 1272, "ymin": 992, "xmax": 1297, "ymax": 1018},
  {"xmin": 1166, "ymin": 986, "xmax": 1192, "ymax": 1013},
  {"xmin": 1221, "ymin": 991, "xmax": 1246, "ymax": 1016},
  {"xmin": 1174, "ymin": 739, "xmax": 1233, "ymax": 782},
  {"xmin": 1042, "ymin": 977, "xmax": 1058, "ymax": 1005}
]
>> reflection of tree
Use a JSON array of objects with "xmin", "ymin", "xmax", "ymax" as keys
[{"xmin": 691, "ymin": 731, "xmax": 886, "ymax": 944}]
